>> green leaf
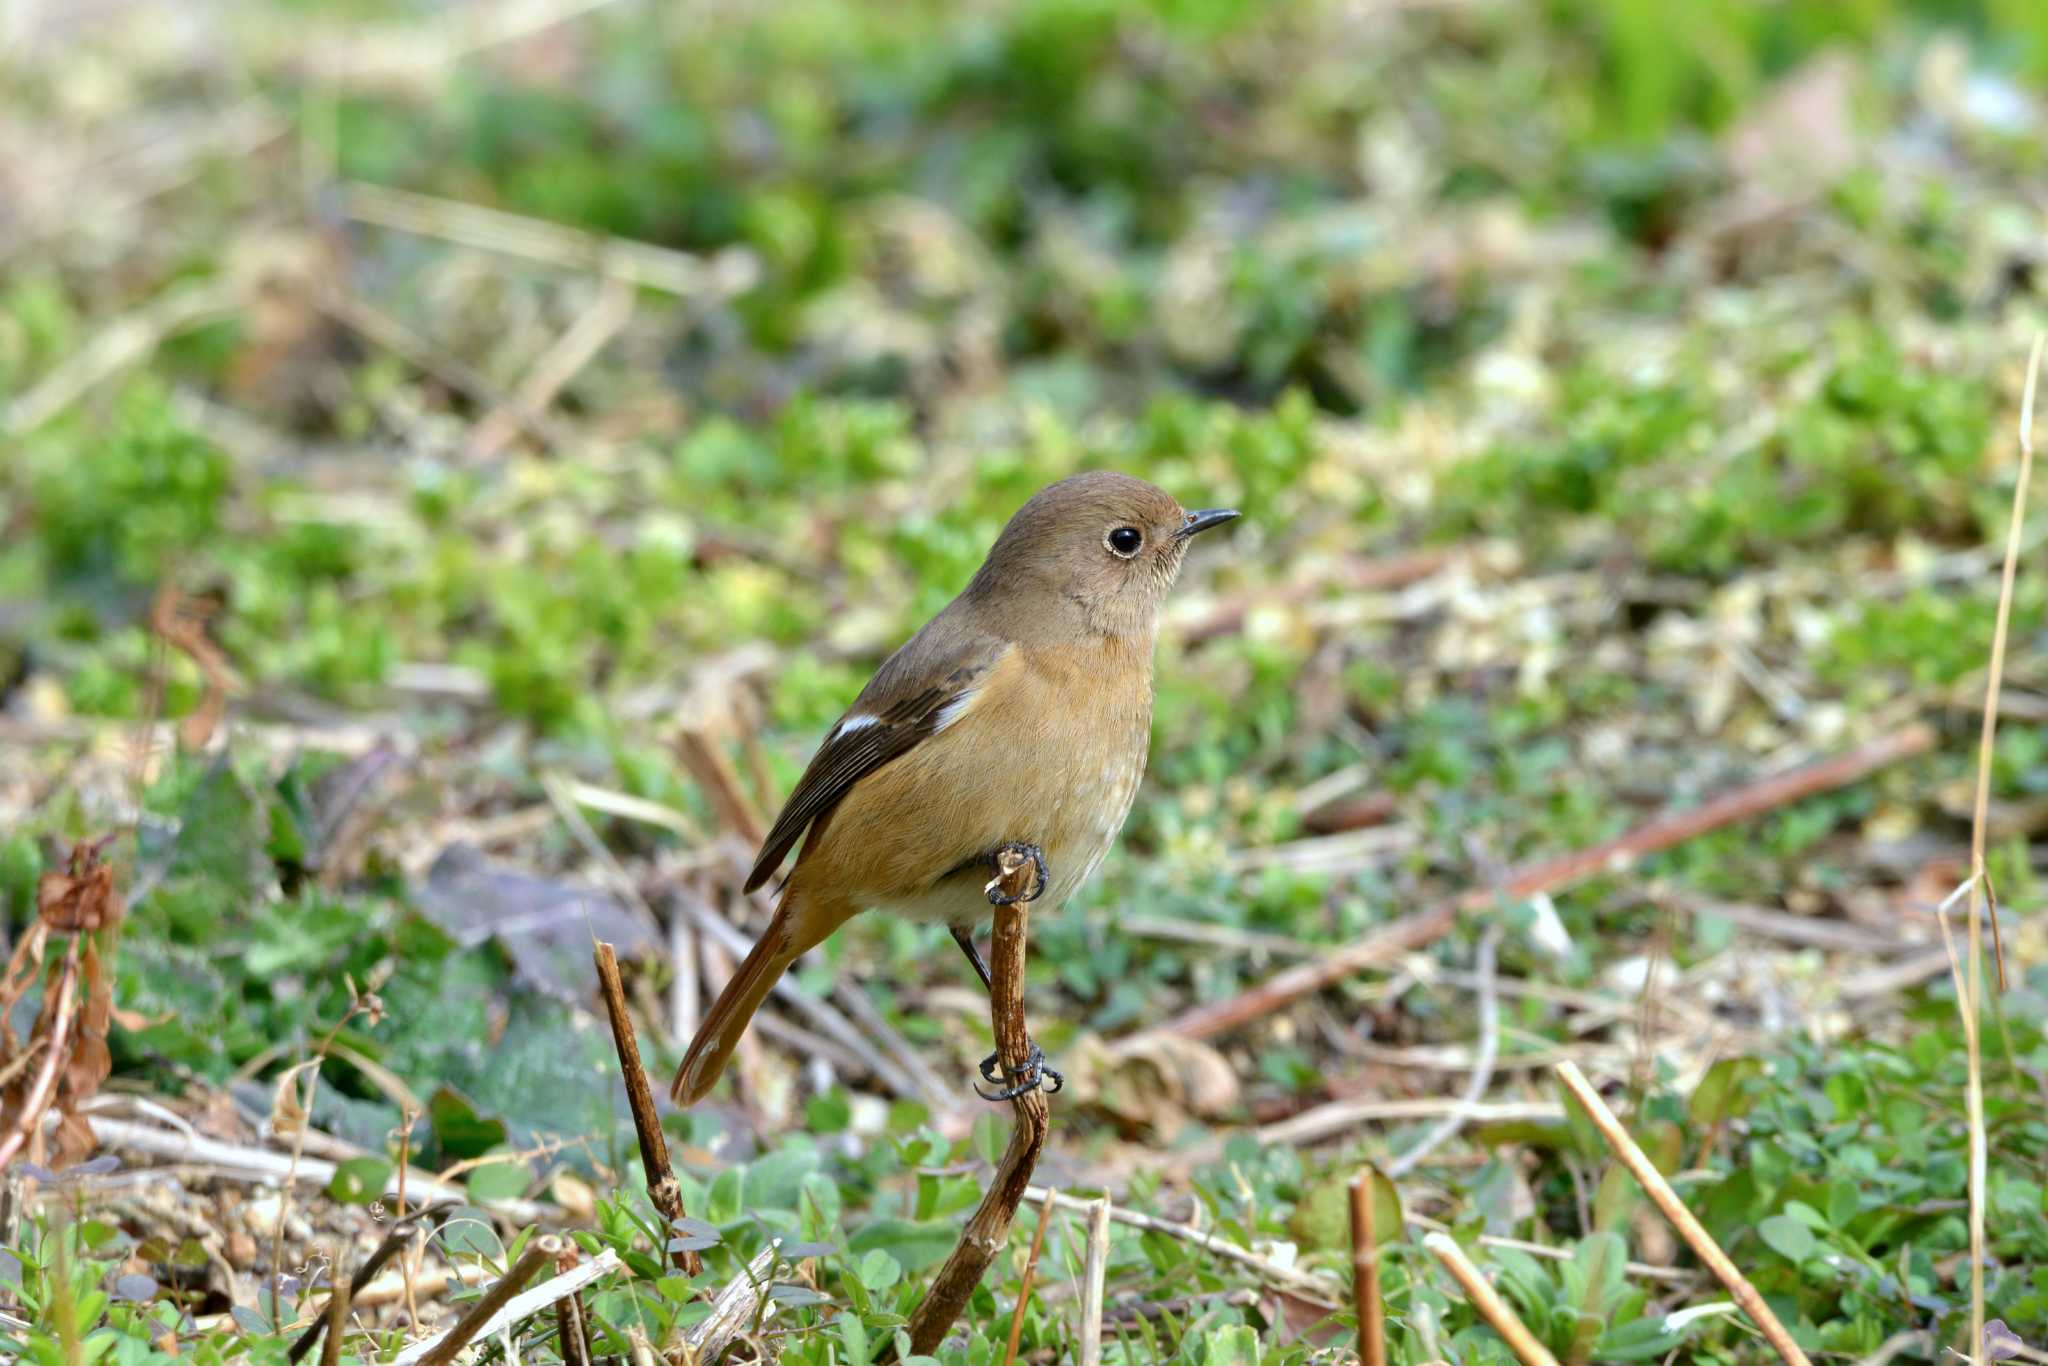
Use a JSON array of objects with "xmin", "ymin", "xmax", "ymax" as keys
[
  {"xmin": 847, "ymin": 1219, "xmax": 958, "ymax": 1274},
  {"xmin": 466, "ymin": 1159, "xmax": 530, "ymax": 1204},
  {"xmin": 1689, "ymin": 1056, "xmax": 1763, "ymax": 1128},
  {"xmin": 426, "ymin": 1086, "xmax": 507, "ymax": 1162},
  {"xmin": 856, "ymin": 1248, "xmax": 902, "ymax": 1291},
  {"xmin": 327, "ymin": 1157, "xmax": 391, "ymax": 1205},
  {"xmin": 1757, "ymin": 1215, "xmax": 1815, "ymax": 1262}
]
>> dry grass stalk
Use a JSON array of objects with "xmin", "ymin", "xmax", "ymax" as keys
[
  {"xmin": 1001, "ymin": 1188, "xmax": 1057, "ymax": 1366},
  {"xmin": 905, "ymin": 848, "xmax": 1053, "ymax": 1355},
  {"xmin": 1423, "ymin": 1232, "xmax": 1561, "ymax": 1366},
  {"xmin": 318, "ymin": 1248, "xmax": 349, "ymax": 1366},
  {"xmin": 1078, "ymin": 1197, "xmax": 1112, "ymax": 1366},
  {"xmin": 1350, "ymin": 1169, "xmax": 1388, "ymax": 1366},
  {"xmin": 1162, "ymin": 722, "xmax": 1934, "ymax": 1040},
  {"xmin": 1553, "ymin": 1061, "xmax": 1812, "ymax": 1366},
  {"xmin": 1949, "ymin": 331, "xmax": 2042, "ymax": 1354},
  {"xmin": 593, "ymin": 940, "xmax": 703, "ymax": 1277}
]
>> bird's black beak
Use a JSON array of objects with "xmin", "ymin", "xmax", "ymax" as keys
[{"xmin": 1175, "ymin": 508, "xmax": 1241, "ymax": 540}]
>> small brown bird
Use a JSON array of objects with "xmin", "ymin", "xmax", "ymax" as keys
[{"xmin": 671, "ymin": 471, "xmax": 1237, "ymax": 1105}]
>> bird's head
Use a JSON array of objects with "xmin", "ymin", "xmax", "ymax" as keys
[{"xmin": 968, "ymin": 471, "xmax": 1238, "ymax": 641}]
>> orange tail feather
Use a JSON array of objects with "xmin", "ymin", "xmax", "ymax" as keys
[{"xmin": 671, "ymin": 908, "xmax": 803, "ymax": 1105}]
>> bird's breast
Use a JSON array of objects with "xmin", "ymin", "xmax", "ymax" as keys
[{"xmin": 837, "ymin": 636, "xmax": 1154, "ymax": 925}]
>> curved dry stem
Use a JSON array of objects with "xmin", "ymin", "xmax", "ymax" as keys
[{"xmin": 904, "ymin": 848, "xmax": 1052, "ymax": 1356}]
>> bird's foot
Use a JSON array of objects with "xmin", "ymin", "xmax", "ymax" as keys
[
  {"xmin": 975, "ymin": 1041, "xmax": 1064, "ymax": 1101},
  {"xmin": 985, "ymin": 842, "xmax": 1049, "ymax": 905}
]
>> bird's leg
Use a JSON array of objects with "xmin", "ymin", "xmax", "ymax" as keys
[
  {"xmin": 972, "ymin": 842, "xmax": 1064, "ymax": 1100},
  {"xmin": 951, "ymin": 924, "xmax": 994, "ymax": 993}
]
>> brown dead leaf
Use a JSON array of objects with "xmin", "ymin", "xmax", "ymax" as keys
[
  {"xmin": 1063, "ymin": 1031, "xmax": 1241, "ymax": 1138},
  {"xmin": 37, "ymin": 836, "xmax": 117, "ymax": 932}
]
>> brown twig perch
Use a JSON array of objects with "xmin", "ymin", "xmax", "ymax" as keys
[
  {"xmin": 593, "ymin": 940, "xmax": 702, "ymax": 1277},
  {"xmin": 1161, "ymin": 723, "xmax": 1934, "ymax": 1040},
  {"xmin": 904, "ymin": 848, "xmax": 1053, "ymax": 1355},
  {"xmin": 1554, "ymin": 1061, "xmax": 1812, "ymax": 1366}
]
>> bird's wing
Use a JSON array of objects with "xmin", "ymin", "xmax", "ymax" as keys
[{"xmin": 744, "ymin": 628, "xmax": 1011, "ymax": 892}]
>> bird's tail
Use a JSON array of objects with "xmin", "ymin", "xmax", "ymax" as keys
[{"xmin": 671, "ymin": 901, "xmax": 806, "ymax": 1105}]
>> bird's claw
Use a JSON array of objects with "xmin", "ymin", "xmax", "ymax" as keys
[
  {"xmin": 975, "ymin": 1041, "xmax": 1063, "ymax": 1101},
  {"xmin": 986, "ymin": 842, "xmax": 1049, "ymax": 905}
]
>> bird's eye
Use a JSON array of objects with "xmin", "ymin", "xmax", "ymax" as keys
[{"xmin": 1106, "ymin": 526, "xmax": 1144, "ymax": 558}]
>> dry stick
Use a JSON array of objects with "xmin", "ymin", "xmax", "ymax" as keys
[
  {"xmin": 1002, "ymin": 1188, "xmax": 1057, "ymax": 1366},
  {"xmin": 1950, "ymin": 333, "xmax": 2043, "ymax": 1360},
  {"xmin": 1078, "ymin": 1197, "xmax": 1112, "ymax": 1366},
  {"xmin": 593, "ymin": 941, "xmax": 703, "ymax": 1278},
  {"xmin": 416, "ymin": 1234, "xmax": 560, "ymax": 1366},
  {"xmin": 1350, "ymin": 1170, "xmax": 1388, "ymax": 1366},
  {"xmin": 318, "ymin": 1249, "xmax": 349, "ymax": 1366},
  {"xmin": 906, "ymin": 849, "xmax": 1054, "ymax": 1355},
  {"xmin": 1162, "ymin": 723, "xmax": 1935, "ymax": 1041},
  {"xmin": 1554, "ymin": 1062, "xmax": 1812, "ymax": 1366},
  {"xmin": 1423, "ymin": 1233, "xmax": 1561, "ymax": 1366}
]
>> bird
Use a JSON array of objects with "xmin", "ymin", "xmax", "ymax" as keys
[{"xmin": 670, "ymin": 470, "xmax": 1238, "ymax": 1106}]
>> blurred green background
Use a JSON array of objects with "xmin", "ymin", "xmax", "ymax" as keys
[{"xmin": 4, "ymin": 0, "xmax": 2048, "ymax": 1361}]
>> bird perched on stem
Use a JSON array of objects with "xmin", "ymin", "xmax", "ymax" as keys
[{"xmin": 671, "ymin": 471, "xmax": 1238, "ymax": 1105}]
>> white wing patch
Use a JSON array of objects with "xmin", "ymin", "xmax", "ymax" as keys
[
  {"xmin": 932, "ymin": 688, "xmax": 982, "ymax": 734},
  {"xmin": 834, "ymin": 714, "xmax": 880, "ymax": 737}
]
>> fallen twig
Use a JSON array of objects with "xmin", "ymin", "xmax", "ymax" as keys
[
  {"xmin": 1252, "ymin": 1097, "xmax": 1564, "ymax": 1150},
  {"xmin": 1424, "ymin": 1233, "xmax": 1560, "ymax": 1366},
  {"xmin": 1160, "ymin": 723, "xmax": 1934, "ymax": 1040},
  {"xmin": 593, "ymin": 941, "xmax": 702, "ymax": 1277},
  {"xmin": 1350, "ymin": 1169, "xmax": 1387, "ymax": 1366},
  {"xmin": 85, "ymin": 1115, "xmax": 553, "ymax": 1221},
  {"xmin": 1554, "ymin": 1061, "xmax": 1812, "ymax": 1366},
  {"xmin": 1079, "ymin": 1197, "xmax": 1112, "ymax": 1366},
  {"xmin": 0, "ymin": 938, "xmax": 81, "ymax": 1171},
  {"xmin": 905, "ymin": 848, "xmax": 1053, "ymax": 1355}
]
